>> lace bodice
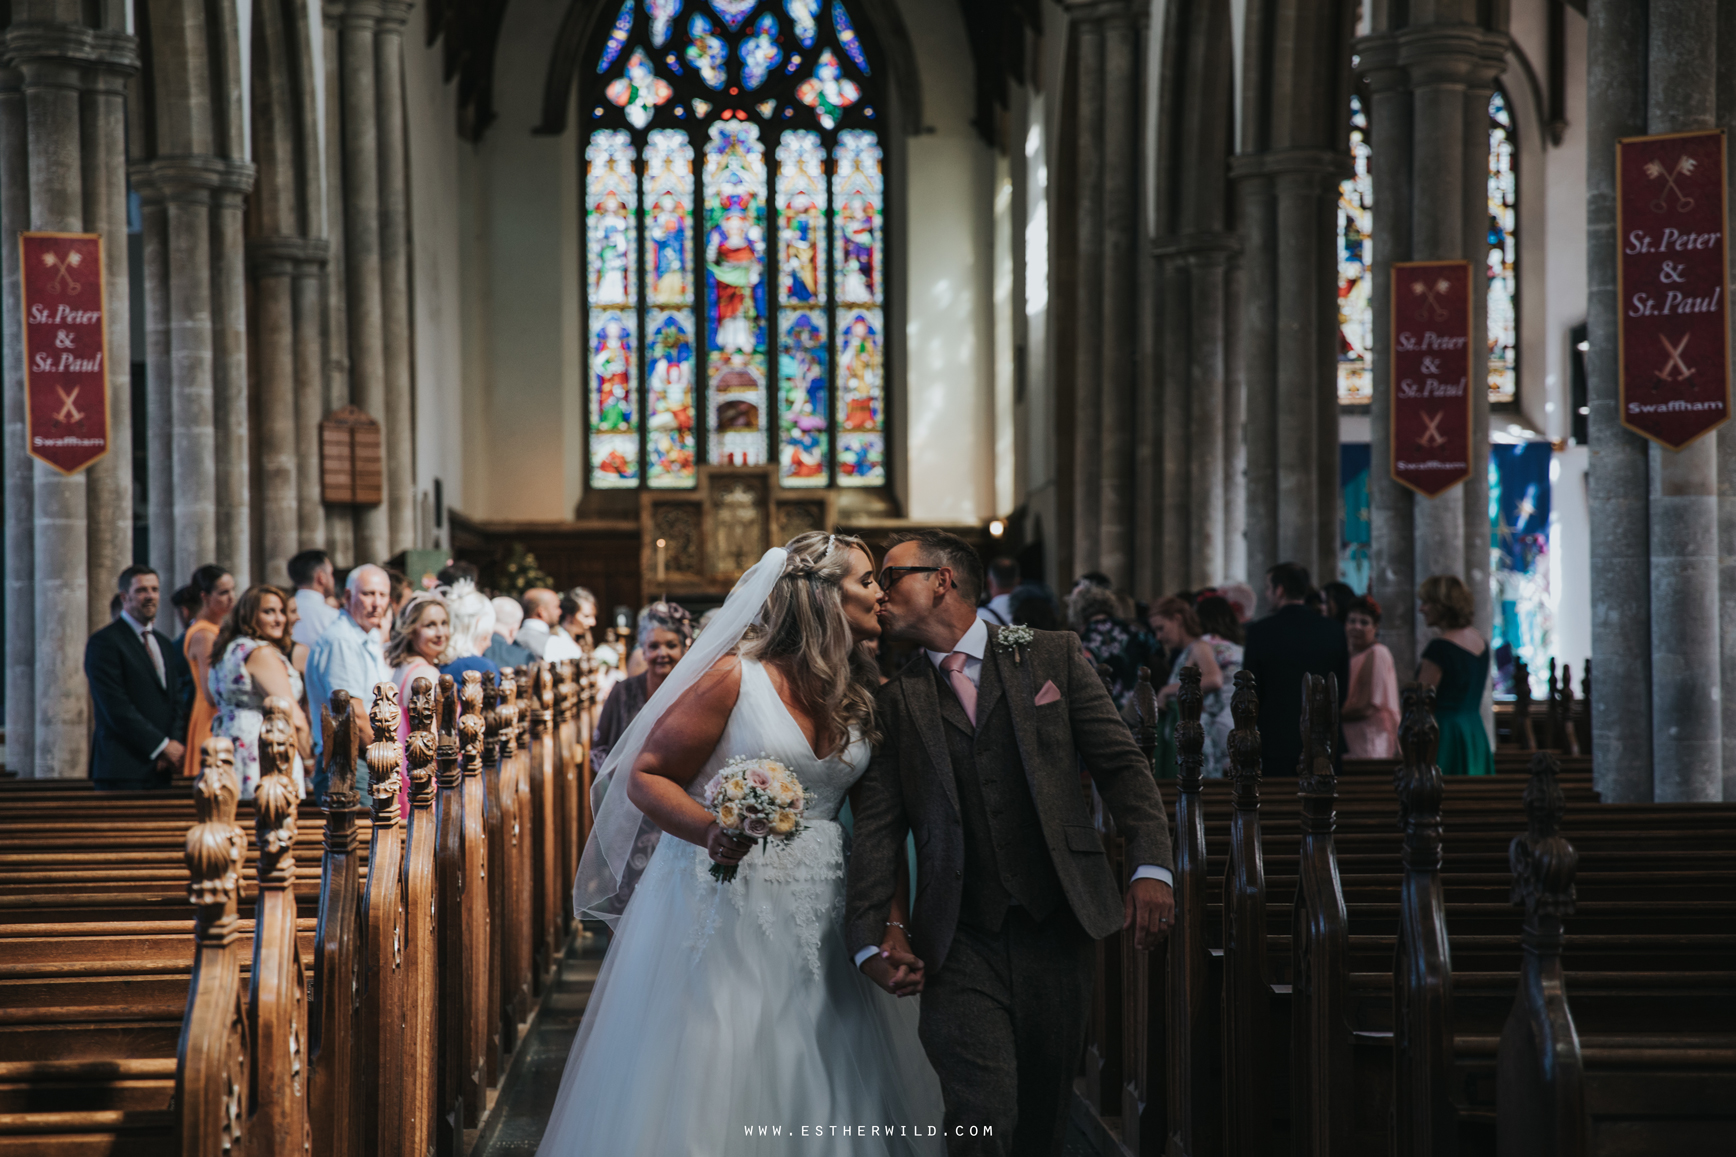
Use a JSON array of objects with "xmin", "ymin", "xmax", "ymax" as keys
[{"xmin": 684, "ymin": 657, "xmax": 869, "ymax": 821}]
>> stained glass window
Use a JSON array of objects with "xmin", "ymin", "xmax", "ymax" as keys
[
  {"xmin": 1487, "ymin": 88, "xmax": 1518, "ymax": 405},
  {"xmin": 1336, "ymin": 95, "xmax": 1373, "ymax": 406},
  {"xmin": 583, "ymin": 0, "xmax": 887, "ymax": 489}
]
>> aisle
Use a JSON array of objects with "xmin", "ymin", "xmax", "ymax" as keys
[{"xmin": 472, "ymin": 930, "xmax": 605, "ymax": 1156}]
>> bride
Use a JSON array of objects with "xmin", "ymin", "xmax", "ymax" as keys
[{"xmin": 537, "ymin": 532, "xmax": 945, "ymax": 1155}]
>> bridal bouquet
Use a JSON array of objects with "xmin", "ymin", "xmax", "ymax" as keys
[{"xmin": 701, "ymin": 755, "xmax": 806, "ymax": 882}]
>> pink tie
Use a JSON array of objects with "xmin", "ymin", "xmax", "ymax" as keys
[{"xmin": 940, "ymin": 651, "xmax": 977, "ymax": 727}]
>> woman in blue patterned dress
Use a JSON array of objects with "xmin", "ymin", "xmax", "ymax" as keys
[{"xmin": 210, "ymin": 585, "xmax": 311, "ymax": 798}]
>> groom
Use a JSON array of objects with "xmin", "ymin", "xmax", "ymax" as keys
[{"xmin": 847, "ymin": 531, "xmax": 1175, "ymax": 1156}]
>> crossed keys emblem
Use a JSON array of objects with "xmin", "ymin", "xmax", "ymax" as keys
[
  {"xmin": 39, "ymin": 248, "xmax": 84, "ymax": 294},
  {"xmin": 1645, "ymin": 155, "xmax": 1698, "ymax": 213},
  {"xmin": 1656, "ymin": 333, "xmax": 1696, "ymax": 384},
  {"xmin": 1410, "ymin": 277, "xmax": 1452, "ymax": 321},
  {"xmin": 53, "ymin": 386, "xmax": 84, "ymax": 426},
  {"xmin": 1417, "ymin": 410, "xmax": 1448, "ymax": 449}
]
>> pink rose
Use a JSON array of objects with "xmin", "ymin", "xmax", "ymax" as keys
[
  {"xmin": 748, "ymin": 768, "xmax": 771, "ymax": 788},
  {"xmin": 743, "ymin": 815, "xmax": 771, "ymax": 838}
]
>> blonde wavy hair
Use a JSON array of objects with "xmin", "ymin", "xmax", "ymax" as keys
[{"xmin": 738, "ymin": 531, "xmax": 881, "ymax": 757}]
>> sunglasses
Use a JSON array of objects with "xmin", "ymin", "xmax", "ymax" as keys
[{"xmin": 877, "ymin": 566, "xmax": 943, "ymax": 590}]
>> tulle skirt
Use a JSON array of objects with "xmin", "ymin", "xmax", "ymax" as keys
[{"xmin": 536, "ymin": 820, "xmax": 946, "ymax": 1156}]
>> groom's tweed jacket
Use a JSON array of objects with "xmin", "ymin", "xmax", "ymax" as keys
[{"xmin": 846, "ymin": 624, "xmax": 1174, "ymax": 972}]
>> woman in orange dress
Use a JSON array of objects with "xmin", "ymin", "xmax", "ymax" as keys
[{"xmin": 181, "ymin": 564, "xmax": 236, "ymax": 777}]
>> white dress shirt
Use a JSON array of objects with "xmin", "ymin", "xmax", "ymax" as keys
[
  {"xmin": 292, "ymin": 587, "xmax": 341, "ymax": 649},
  {"xmin": 856, "ymin": 620, "xmax": 1173, "ymax": 967}
]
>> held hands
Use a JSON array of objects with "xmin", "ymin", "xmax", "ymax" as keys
[
  {"xmin": 705, "ymin": 821, "xmax": 754, "ymax": 868},
  {"xmin": 860, "ymin": 923, "xmax": 925, "ymax": 998},
  {"xmin": 160, "ymin": 739, "xmax": 187, "ymax": 774},
  {"xmin": 1123, "ymin": 877, "xmax": 1175, "ymax": 951}
]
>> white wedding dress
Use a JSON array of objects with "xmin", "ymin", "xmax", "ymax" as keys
[{"xmin": 536, "ymin": 658, "xmax": 945, "ymax": 1155}]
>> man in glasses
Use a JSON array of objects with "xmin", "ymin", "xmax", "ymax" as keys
[{"xmin": 847, "ymin": 528, "xmax": 1176, "ymax": 1156}]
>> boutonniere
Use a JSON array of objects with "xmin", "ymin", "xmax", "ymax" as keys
[{"xmin": 995, "ymin": 624, "xmax": 1034, "ymax": 664}]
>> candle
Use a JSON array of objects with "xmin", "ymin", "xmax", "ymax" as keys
[{"xmin": 656, "ymin": 537, "xmax": 667, "ymax": 582}]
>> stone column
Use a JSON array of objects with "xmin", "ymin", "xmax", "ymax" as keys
[
  {"xmin": 0, "ymin": 61, "xmax": 34, "ymax": 775},
  {"xmin": 376, "ymin": 1, "xmax": 415, "ymax": 555},
  {"xmin": 1187, "ymin": 246, "xmax": 1228, "ymax": 588},
  {"xmin": 1718, "ymin": 1, "xmax": 1736, "ymax": 801},
  {"xmin": 1646, "ymin": 0, "xmax": 1720, "ymax": 802},
  {"xmin": 1236, "ymin": 168, "xmax": 1278, "ymax": 588},
  {"xmin": 1273, "ymin": 155, "xmax": 1336, "ymax": 579},
  {"xmin": 295, "ymin": 244, "xmax": 331, "ymax": 546},
  {"xmin": 1585, "ymin": 0, "xmax": 1653, "ymax": 802},
  {"xmin": 1361, "ymin": 41, "xmax": 1419, "ymax": 671},
  {"xmin": 339, "ymin": 0, "xmax": 387, "ymax": 563},
  {"xmin": 81, "ymin": 37, "xmax": 136, "ymax": 628},
  {"xmin": 1069, "ymin": 14, "xmax": 1105, "ymax": 579},
  {"xmin": 16, "ymin": 18, "xmax": 90, "ymax": 776},
  {"xmin": 1223, "ymin": 258, "xmax": 1246, "ymax": 581},
  {"xmin": 1159, "ymin": 252, "xmax": 1190, "ymax": 593},
  {"xmin": 321, "ymin": 0, "xmax": 355, "ymax": 566},
  {"xmin": 213, "ymin": 180, "xmax": 251, "ymax": 585},
  {"xmin": 250, "ymin": 237, "xmax": 301, "ymax": 583},
  {"xmin": 1097, "ymin": 4, "xmax": 1138, "ymax": 588}
]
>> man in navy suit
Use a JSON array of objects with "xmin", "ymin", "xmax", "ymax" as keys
[
  {"xmin": 1240, "ymin": 562, "xmax": 1351, "ymax": 777},
  {"xmin": 85, "ymin": 565, "xmax": 192, "ymax": 789}
]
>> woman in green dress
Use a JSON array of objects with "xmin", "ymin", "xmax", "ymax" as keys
[{"xmin": 1415, "ymin": 574, "xmax": 1494, "ymax": 776}]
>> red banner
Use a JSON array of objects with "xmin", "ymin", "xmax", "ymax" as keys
[
  {"xmin": 1390, "ymin": 260, "xmax": 1473, "ymax": 497},
  {"xmin": 20, "ymin": 232, "xmax": 109, "ymax": 474},
  {"xmin": 1618, "ymin": 129, "xmax": 1730, "ymax": 449}
]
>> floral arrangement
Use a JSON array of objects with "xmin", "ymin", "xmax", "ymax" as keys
[
  {"xmin": 994, "ymin": 623, "xmax": 1035, "ymax": 663},
  {"xmin": 492, "ymin": 541, "xmax": 555, "ymax": 597},
  {"xmin": 701, "ymin": 755, "xmax": 807, "ymax": 882}
]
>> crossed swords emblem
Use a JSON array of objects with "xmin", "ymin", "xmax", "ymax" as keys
[
  {"xmin": 1417, "ymin": 410, "xmax": 1448, "ymax": 449},
  {"xmin": 1410, "ymin": 277, "xmax": 1452, "ymax": 321},
  {"xmin": 1656, "ymin": 333, "xmax": 1695, "ymax": 385},
  {"xmin": 39, "ymin": 249, "xmax": 84, "ymax": 294},
  {"xmin": 53, "ymin": 386, "xmax": 84, "ymax": 426},
  {"xmin": 1644, "ymin": 155, "xmax": 1698, "ymax": 213}
]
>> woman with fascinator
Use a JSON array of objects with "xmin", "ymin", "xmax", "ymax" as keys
[{"xmin": 538, "ymin": 532, "xmax": 943, "ymax": 1156}]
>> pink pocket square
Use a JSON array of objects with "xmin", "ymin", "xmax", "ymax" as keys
[{"xmin": 1034, "ymin": 680, "xmax": 1062, "ymax": 707}]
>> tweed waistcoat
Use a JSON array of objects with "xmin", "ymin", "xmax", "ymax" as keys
[{"xmin": 933, "ymin": 660, "xmax": 1063, "ymax": 932}]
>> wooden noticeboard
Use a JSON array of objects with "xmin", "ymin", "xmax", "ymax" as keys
[{"xmin": 320, "ymin": 405, "xmax": 383, "ymax": 506}]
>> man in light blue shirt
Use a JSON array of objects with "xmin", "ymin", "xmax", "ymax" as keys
[{"xmin": 305, "ymin": 563, "xmax": 393, "ymax": 801}]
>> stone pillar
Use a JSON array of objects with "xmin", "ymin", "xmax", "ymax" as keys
[
  {"xmin": 213, "ymin": 182, "xmax": 251, "ymax": 585},
  {"xmin": 1159, "ymin": 252, "xmax": 1189, "ymax": 593},
  {"xmin": 1223, "ymin": 258, "xmax": 1246, "ymax": 581},
  {"xmin": 81, "ymin": 39, "xmax": 135, "ymax": 628},
  {"xmin": 1187, "ymin": 246, "xmax": 1228, "ymax": 588},
  {"xmin": 1585, "ymin": 0, "xmax": 1653, "ymax": 802},
  {"xmin": 15, "ymin": 18, "xmax": 89, "ymax": 776},
  {"xmin": 1361, "ymin": 43, "xmax": 1418, "ymax": 672},
  {"xmin": 376, "ymin": 1, "xmax": 415, "ymax": 555},
  {"xmin": 1646, "ymin": 0, "xmax": 1720, "ymax": 802},
  {"xmin": 1718, "ymin": 1, "xmax": 1736, "ymax": 801},
  {"xmin": 1236, "ymin": 168, "xmax": 1277, "ymax": 589},
  {"xmin": 295, "ymin": 245, "xmax": 331, "ymax": 547},
  {"xmin": 1273, "ymin": 156, "xmax": 1336, "ymax": 579},
  {"xmin": 339, "ymin": 0, "xmax": 387, "ymax": 563},
  {"xmin": 0, "ymin": 61, "xmax": 34, "ymax": 775},
  {"xmin": 1097, "ymin": 5, "xmax": 1138, "ymax": 588},
  {"xmin": 250, "ymin": 237, "xmax": 302, "ymax": 584},
  {"xmin": 1069, "ymin": 14, "xmax": 1105, "ymax": 579}
]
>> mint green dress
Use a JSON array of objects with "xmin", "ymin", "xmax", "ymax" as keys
[{"xmin": 1421, "ymin": 638, "xmax": 1493, "ymax": 776}]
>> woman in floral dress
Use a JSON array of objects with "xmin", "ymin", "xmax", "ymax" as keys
[{"xmin": 210, "ymin": 585, "xmax": 312, "ymax": 798}]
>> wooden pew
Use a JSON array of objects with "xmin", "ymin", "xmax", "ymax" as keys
[{"xmin": 250, "ymin": 702, "xmax": 311, "ymax": 1157}]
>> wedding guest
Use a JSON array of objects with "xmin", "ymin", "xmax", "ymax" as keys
[
  {"xmin": 1342, "ymin": 595, "xmax": 1400, "ymax": 759},
  {"xmin": 591, "ymin": 601, "xmax": 692, "ymax": 773},
  {"xmin": 517, "ymin": 587, "xmax": 583, "ymax": 662},
  {"xmin": 210, "ymin": 585, "xmax": 312, "ymax": 798},
  {"xmin": 1321, "ymin": 580, "xmax": 1357, "ymax": 623},
  {"xmin": 439, "ymin": 580, "xmax": 501, "ymax": 682},
  {"xmin": 1151, "ymin": 597, "xmax": 1236, "ymax": 776},
  {"xmin": 386, "ymin": 567, "xmax": 413, "ymax": 619},
  {"xmin": 288, "ymin": 548, "xmax": 341, "ymax": 648},
  {"xmin": 305, "ymin": 564, "xmax": 391, "ymax": 799},
  {"xmin": 487, "ymin": 595, "xmax": 534, "ymax": 669},
  {"xmin": 1417, "ymin": 574, "xmax": 1493, "ymax": 776},
  {"xmin": 108, "ymin": 592, "xmax": 124, "ymax": 621},
  {"xmin": 1196, "ymin": 594, "xmax": 1245, "ymax": 648},
  {"xmin": 1240, "ymin": 562, "xmax": 1350, "ymax": 776},
  {"xmin": 86, "ymin": 566, "xmax": 190, "ymax": 789},
  {"xmin": 169, "ymin": 582, "xmax": 201, "ymax": 638},
  {"xmin": 386, "ymin": 591, "xmax": 451, "ymax": 806},
  {"xmin": 1069, "ymin": 583, "xmax": 1152, "ymax": 710},
  {"xmin": 1008, "ymin": 583, "xmax": 1060, "ymax": 631},
  {"xmin": 976, "ymin": 558, "xmax": 1019, "ymax": 626},
  {"xmin": 437, "ymin": 561, "xmax": 479, "ymax": 587},
  {"xmin": 1220, "ymin": 581, "xmax": 1257, "ymax": 623},
  {"xmin": 279, "ymin": 590, "xmax": 311, "ymax": 680},
  {"xmin": 181, "ymin": 564, "xmax": 236, "ymax": 778},
  {"xmin": 560, "ymin": 587, "xmax": 599, "ymax": 651}
]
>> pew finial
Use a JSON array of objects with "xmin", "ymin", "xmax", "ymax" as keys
[
  {"xmin": 1512, "ymin": 752, "xmax": 1577, "ymax": 918},
  {"xmin": 323, "ymin": 689, "xmax": 359, "ymax": 803},
  {"xmin": 187, "ymin": 737, "xmax": 244, "ymax": 909},
  {"xmin": 255, "ymin": 699, "xmax": 300, "ymax": 875},
  {"xmin": 1396, "ymin": 683, "xmax": 1444, "ymax": 868},
  {"xmin": 499, "ymin": 668, "xmax": 519, "ymax": 757},
  {"xmin": 1175, "ymin": 664, "xmax": 1205, "ymax": 788},
  {"xmin": 460, "ymin": 671, "xmax": 485, "ymax": 775},
  {"xmin": 1228, "ymin": 669, "xmax": 1262, "ymax": 800},
  {"xmin": 1298, "ymin": 673, "xmax": 1338, "ymax": 795},
  {"xmin": 367, "ymin": 682, "xmax": 404, "ymax": 825},
  {"xmin": 407, "ymin": 677, "xmax": 438, "ymax": 806}
]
